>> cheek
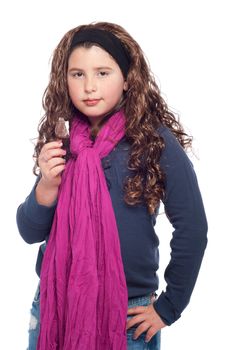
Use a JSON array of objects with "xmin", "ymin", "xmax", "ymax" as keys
[
  {"xmin": 103, "ymin": 80, "xmax": 124, "ymax": 99},
  {"xmin": 68, "ymin": 81, "xmax": 81, "ymax": 100}
]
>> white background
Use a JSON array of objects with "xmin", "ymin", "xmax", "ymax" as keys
[{"xmin": 0, "ymin": 0, "xmax": 231, "ymax": 349}]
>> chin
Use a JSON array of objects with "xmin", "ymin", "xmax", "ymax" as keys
[{"xmin": 81, "ymin": 108, "xmax": 110, "ymax": 118}]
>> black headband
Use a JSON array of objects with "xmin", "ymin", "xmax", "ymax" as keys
[{"xmin": 69, "ymin": 28, "xmax": 130, "ymax": 77}]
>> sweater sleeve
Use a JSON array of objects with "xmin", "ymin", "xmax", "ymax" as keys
[
  {"xmin": 16, "ymin": 177, "xmax": 57, "ymax": 244},
  {"xmin": 153, "ymin": 127, "xmax": 208, "ymax": 325}
]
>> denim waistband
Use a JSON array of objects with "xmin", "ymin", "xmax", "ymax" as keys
[{"xmin": 128, "ymin": 291, "xmax": 157, "ymax": 307}]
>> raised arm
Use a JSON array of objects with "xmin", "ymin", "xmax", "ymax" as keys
[{"xmin": 16, "ymin": 140, "xmax": 66, "ymax": 244}]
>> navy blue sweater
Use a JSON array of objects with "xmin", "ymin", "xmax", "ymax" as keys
[{"xmin": 16, "ymin": 126, "xmax": 208, "ymax": 326}]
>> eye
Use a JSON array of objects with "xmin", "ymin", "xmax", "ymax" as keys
[
  {"xmin": 98, "ymin": 71, "xmax": 109, "ymax": 77},
  {"xmin": 72, "ymin": 72, "xmax": 84, "ymax": 78}
]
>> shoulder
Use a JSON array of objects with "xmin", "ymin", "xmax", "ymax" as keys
[{"xmin": 157, "ymin": 125, "xmax": 186, "ymax": 156}]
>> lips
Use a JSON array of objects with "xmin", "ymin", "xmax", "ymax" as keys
[{"xmin": 83, "ymin": 99, "xmax": 100, "ymax": 106}]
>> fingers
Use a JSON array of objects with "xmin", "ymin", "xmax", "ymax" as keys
[
  {"xmin": 39, "ymin": 141, "xmax": 66, "ymax": 164},
  {"xmin": 144, "ymin": 326, "xmax": 159, "ymax": 343},
  {"xmin": 126, "ymin": 304, "xmax": 166, "ymax": 342},
  {"xmin": 38, "ymin": 140, "xmax": 67, "ymax": 186},
  {"xmin": 48, "ymin": 166, "xmax": 66, "ymax": 182},
  {"xmin": 127, "ymin": 306, "xmax": 147, "ymax": 315},
  {"xmin": 44, "ymin": 156, "xmax": 66, "ymax": 170},
  {"xmin": 42, "ymin": 140, "xmax": 63, "ymax": 151},
  {"xmin": 48, "ymin": 159, "xmax": 66, "ymax": 177},
  {"xmin": 127, "ymin": 316, "xmax": 159, "ymax": 343},
  {"xmin": 132, "ymin": 321, "xmax": 152, "ymax": 341},
  {"xmin": 126, "ymin": 311, "xmax": 146, "ymax": 331}
]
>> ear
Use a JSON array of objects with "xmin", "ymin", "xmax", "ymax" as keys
[{"xmin": 123, "ymin": 81, "xmax": 128, "ymax": 91}]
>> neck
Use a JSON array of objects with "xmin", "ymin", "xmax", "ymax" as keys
[
  {"xmin": 89, "ymin": 111, "xmax": 114, "ymax": 140},
  {"xmin": 89, "ymin": 105, "xmax": 124, "ymax": 139}
]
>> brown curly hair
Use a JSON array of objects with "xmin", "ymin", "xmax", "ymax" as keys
[{"xmin": 33, "ymin": 21, "xmax": 192, "ymax": 215}]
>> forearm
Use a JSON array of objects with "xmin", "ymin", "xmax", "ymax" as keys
[
  {"xmin": 16, "ymin": 180, "xmax": 57, "ymax": 244},
  {"xmin": 153, "ymin": 225, "xmax": 207, "ymax": 325}
]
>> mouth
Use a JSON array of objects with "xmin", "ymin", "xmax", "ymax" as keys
[{"xmin": 83, "ymin": 99, "xmax": 101, "ymax": 106}]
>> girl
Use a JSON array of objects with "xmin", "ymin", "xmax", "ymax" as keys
[{"xmin": 16, "ymin": 22, "xmax": 208, "ymax": 350}]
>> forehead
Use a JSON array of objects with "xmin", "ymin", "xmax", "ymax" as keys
[{"xmin": 68, "ymin": 45, "xmax": 118, "ymax": 67}]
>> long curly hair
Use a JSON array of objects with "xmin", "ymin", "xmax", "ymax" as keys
[{"xmin": 33, "ymin": 21, "xmax": 192, "ymax": 215}]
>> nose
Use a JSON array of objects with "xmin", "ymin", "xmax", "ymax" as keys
[{"xmin": 84, "ymin": 76, "xmax": 97, "ymax": 93}]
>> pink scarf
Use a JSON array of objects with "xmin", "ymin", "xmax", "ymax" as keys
[{"xmin": 37, "ymin": 109, "xmax": 128, "ymax": 349}]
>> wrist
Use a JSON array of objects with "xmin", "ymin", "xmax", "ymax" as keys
[{"xmin": 36, "ymin": 178, "xmax": 59, "ymax": 206}]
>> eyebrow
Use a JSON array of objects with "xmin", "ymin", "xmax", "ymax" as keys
[{"xmin": 68, "ymin": 66, "xmax": 113, "ymax": 72}]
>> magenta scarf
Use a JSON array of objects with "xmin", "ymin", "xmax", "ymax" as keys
[{"xmin": 37, "ymin": 109, "xmax": 128, "ymax": 350}]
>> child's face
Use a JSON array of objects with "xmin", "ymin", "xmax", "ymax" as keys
[{"xmin": 67, "ymin": 45, "xmax": 128, "ymax": 126}]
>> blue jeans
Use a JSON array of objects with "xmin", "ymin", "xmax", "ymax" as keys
[
  {"xmin": 27, "ymin": 282, "xmax": 40, "ymax": 350},
  {"xmin": 27, "ymin": 283, "xmax": 161, "ymax": 350}
]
